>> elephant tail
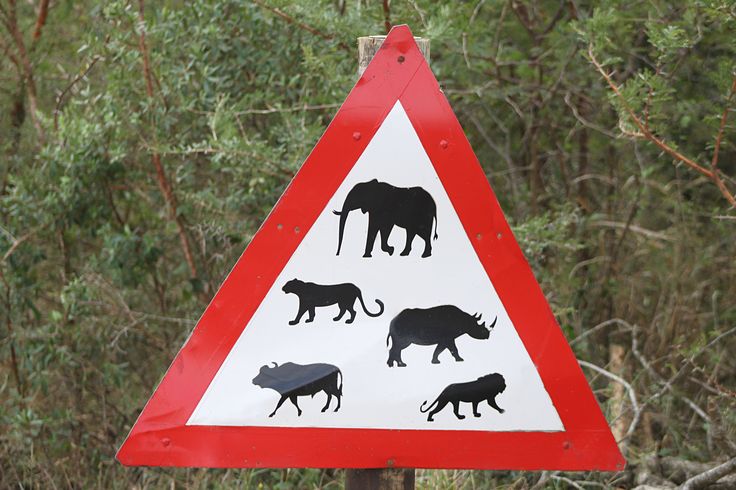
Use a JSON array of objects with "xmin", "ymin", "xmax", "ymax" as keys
[
  {"xmin": 433, "ymin": 214, "xmax": 438, "ymax": 240},
  {"xmin": 358, "ymin": 291, "xmax": 384, "ymax": 317}
]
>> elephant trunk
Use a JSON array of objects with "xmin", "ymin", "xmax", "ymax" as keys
[
  {"xmin": 333, "ymin": 191, "xmax": 361, "ymax": 255},
  {"xmin": 334, "ymin": 208, "xmax": 350, "ymax": 255}
]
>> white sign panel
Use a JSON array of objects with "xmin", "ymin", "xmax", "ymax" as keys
[{"xmin": 188, "ymin": 102, "xmax": 563, "ymax": 432}]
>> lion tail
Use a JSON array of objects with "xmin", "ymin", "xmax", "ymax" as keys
[{"xmin": 420, "ymin": 399, "xmax": 437, "ymax": 414}]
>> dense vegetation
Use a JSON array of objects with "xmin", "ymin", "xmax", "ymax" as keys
[{"xmin": 1, "ymin": 1, "xmax": 735, "ymax": 488}]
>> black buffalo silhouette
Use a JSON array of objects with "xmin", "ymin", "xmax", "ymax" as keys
[
  {"xmin": 420, "ymin": 373, "xmax": 507, "ymax": 421},
  {"xmin": 252, "ymin": 362, "xmax": 342, "ymax": 417},
  {"xmin": 386, "ymin": 305, "xmax": 496, "ymax": 367},
  {"xmin": 334, "ymin": 179, "xmax": 438, "ymax": 258},
  {"xmin": 282, "ymin": 278, "xmax": 383, "ymax": 325}
]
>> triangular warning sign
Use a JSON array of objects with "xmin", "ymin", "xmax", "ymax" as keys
[{"xmin": 117, "ymin": 25, "xmax": 624, "ymax": 471}]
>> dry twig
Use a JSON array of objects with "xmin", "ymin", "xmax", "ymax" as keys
[
  {"xmin": 579, "ymin": 359, "xmax": 641, "ymax": 441},
  {"xmin": 251, "ymin": 0, "xmax": 350, "ymax": 52},
  {"xmin": 54, "ymin": 55, "xmax": 102, "ymax": 131},
  {"xmin": 680, "ymin": 456, "xmax": 736, "ymax": 490}
]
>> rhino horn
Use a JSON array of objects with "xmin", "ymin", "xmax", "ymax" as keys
[{"xmin": 487, "ymin": 317, "xmax": 498, "ymax": 330}]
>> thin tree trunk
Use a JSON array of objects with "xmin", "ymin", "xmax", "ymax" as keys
[
  {"xmin": 136, "ymin": 0, "xmax": 199, "ymax": 283},
  {"xmin": 1, "ymin": 275, "xmax": 23, "ymax": 396},
  {"xmin": 31, "ymin": 0, "xmax": 50, "ymax": 43},
  {"xmin": 5, "ymin": 0, "xmax": 46, "ymax": 145}
]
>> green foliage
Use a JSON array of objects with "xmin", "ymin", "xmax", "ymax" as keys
[
  {"xmin": 512, "ymin": 205, "xmax": 583, "ymax": 263},
  {"xmin": 1, "ymin": 0, "xmax": 735, "ymax": 488}
]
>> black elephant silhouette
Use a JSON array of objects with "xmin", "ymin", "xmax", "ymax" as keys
[
  {"xmin": 333, "ymin": 179, "xmax": 438, "ymax": 258},
  {"xmin": 282, "ymin": 279, "xmax": 384, "ymax": 325}
]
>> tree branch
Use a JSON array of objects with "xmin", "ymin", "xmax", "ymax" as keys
[
  {"xmin": 0, "ymin": 268, "xmax": 23, "ymax": 396},
  {"xmin": 587, "ymin": 44, "xmax": 736, "ymax": 206},
  {"xmin": 579, "ymin": 359, "xmax": 641, "ymax": 441},
  {"xmin": 382, "ymin": 0, "xmax": 391, "ymax": 34},
  {"xmin": 251, "ymin": 0, "xmax": 350, "ymax": 52},
  {"xmin": 54, "ymin": 55, "xmax": 101, "ymax": 131},
  {"xmin": 0, "ymin": 32, "xmax": 20, "ymax": 66},
  {"xmin": 680, "ymin": 457, "xmax": 736, "ymax": 490},
  {"xmin": 2, "ymin": 226, "xmax": 43, "ymax": 263},
  {"xmin": 711, "ymin": 74, "xmax": 736, "ymax": 171},
  {"xmin": 4, "ymin": 0, "xmax": 46, "ymax": 144},
  {"xmin": 31, "ymin": 0, "xmax": 50, "ymax": 45},
  {"xmin": 136, "ymin": 0, "xmax": 198, "ymax": 282}
]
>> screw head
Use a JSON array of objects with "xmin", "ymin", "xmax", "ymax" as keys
[
  {"xmin": 352, "ymin": 131, "xmax": 362, "ymax": 141},
  {"xmin": 397, "ymin": 56, "xmax": 405, "ymax": 63},
  {"xmin": 440, "ymin": 140, "xmax": 448, "ymax": 149}
]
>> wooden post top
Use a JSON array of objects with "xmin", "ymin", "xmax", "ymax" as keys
[{"xmin": 357, "ymin": 35, "xmax": 430, "ymax": 75}]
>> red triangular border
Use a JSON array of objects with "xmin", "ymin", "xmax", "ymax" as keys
[{"xmin": 117, "ymin": 25, "xmax": 624, "ymax": 471}]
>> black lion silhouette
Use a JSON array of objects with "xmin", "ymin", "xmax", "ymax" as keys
[
  {"xmin": 420, "ymin": 373, "xmax": 507, "ymax": 422},
  {"xmin": 282, "ymin": 278, "xmax": 384, "ymax": 325}
]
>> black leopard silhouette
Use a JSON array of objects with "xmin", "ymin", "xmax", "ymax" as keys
[{"xmin": 282, "ymin": 278, "xmax": 384, "ymax": 325}]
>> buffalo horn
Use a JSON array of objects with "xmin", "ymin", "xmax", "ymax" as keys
[{"xmin": 271, "ymin": 361, "xmax": 279, "ymax": 368}]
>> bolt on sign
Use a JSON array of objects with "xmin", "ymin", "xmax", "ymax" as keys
[{"xmin": 117, "ymin": 25, "xmax": 625, "ymax": 471}]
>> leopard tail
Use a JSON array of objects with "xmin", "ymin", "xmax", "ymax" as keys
[
  {"xmin": 420, "ymin": 398, "xmax": 438, "ymax": 414},
  {"xmin": 357, "ymin": 291, "xmax": 384, "ymax": 317}
]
